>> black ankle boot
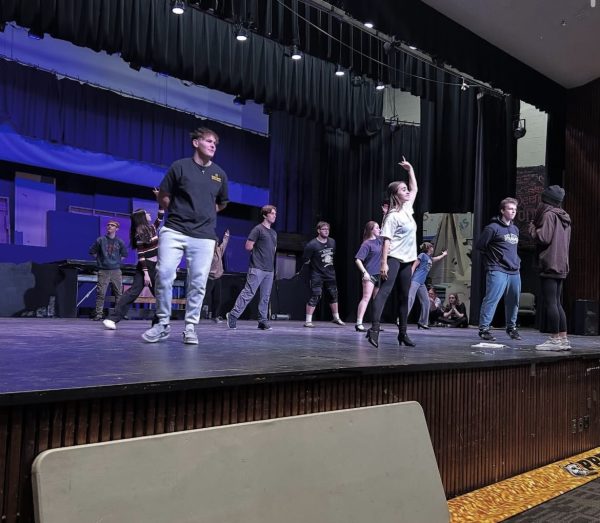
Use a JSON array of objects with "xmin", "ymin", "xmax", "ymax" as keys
[
  {"xmin": 397, "ymin": 332, "xmax": 416, "ymax": 347},
  {"xmin": 366, "ymin": 328, "xmax": 380, "ymax": 348},
  {"xmin": 417, "ymin": 323, "xmax": 430, "ymax": 330}
]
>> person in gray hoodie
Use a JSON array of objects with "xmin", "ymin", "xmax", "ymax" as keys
[
  {"xmin": 529, "ymin": 185, "xmax": 572, "ymax": 351},
  {"xmin": 476, "ymin": 197, "xmax": 522, "ymax": 341}
]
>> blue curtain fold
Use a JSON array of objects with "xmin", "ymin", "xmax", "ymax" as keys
[
  {"xmin": 0, "ymin": 0, "xmax": 383, "ymax": 135},
  {"xmin": 0, "ymin": 59, "xmax": 269, "ymax": 187}
]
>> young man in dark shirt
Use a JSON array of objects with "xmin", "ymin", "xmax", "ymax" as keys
[
  {"xmin": 303, "ymin": 221, "xmax": 345, "ymax": 327},
  {"xmin": 476, "ymin": 197, "xmax": 522, "ymax": 341},
  {"xmin": 226, "ymin": 205, "xmax": 277, "ymax": 330},
  {"xmin": 89, "ymin": 220, "xmax": 128, "ymax": 320},
  {"xmin": 142, "ymin": 127, "xmax": 229, "ymax": 344}
]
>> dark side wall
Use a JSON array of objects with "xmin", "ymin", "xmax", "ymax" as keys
[{"xmin": 564, "ymin": 78, "xmax": 600, "ymax": 326}]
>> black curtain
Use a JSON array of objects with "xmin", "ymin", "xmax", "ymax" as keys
[
  {"xmin": 269, "ymin": 110, "xmax": 419, "ymax": 321},
  {"xmin": 417, "ymin": 69, "xmax": 478, "ymax": 214},
  {"xmin": 470, "ymin": 94, "xmax": 519, "ymax": 324},
  {"xmin": 0, "ymin": 0, "xmax": 382, "ymax": 135},
  {"xmin": 269, "ymin": 111, "xmax": 322, "ymax": 235}
]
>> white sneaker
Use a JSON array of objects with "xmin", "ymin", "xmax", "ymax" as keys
[
  {"xmin": 561, "ymin": 338, "xmax": 572, "ymax": 350},
  {"xmin": 182, "ymin": 326, "xmax": 199, "ymax": 345},
  {"xmin": 103, "ymin": 319, "xmax": 116, "ymax": 330},
  {"xmin": 535, "ymin": 337, "xmax": 565, "ymax": 351}
]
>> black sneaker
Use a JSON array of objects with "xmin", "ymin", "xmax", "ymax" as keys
[
  {"xmin": 478, "ymin": 329, "xmax": 496, "ymax": 341},
  {"xmin": 506, "ymin": 327, "xmax": 522, "ymax": 340},
  {"xmin": 258, "ymin": 322, "xmax": 272, "ymax": 330},
  {"xmin": 226, "ymin": 312, "xmax": 237, "ymax": 329}
]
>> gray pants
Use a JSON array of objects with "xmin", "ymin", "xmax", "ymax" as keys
[
  {"xmin": 95, "ymin": 269, "xmax": 123, "ymax": 317},
  {"xmin": 407, "ymin": 280, "xmax": 430, "ymax": 325},
  {"xmin": 230, "ymin": 268, "xmax": 274, "ymax": 323}
]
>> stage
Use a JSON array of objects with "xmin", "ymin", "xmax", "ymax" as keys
[
  {"xmin": 1, "ymin": 318, "xmax": 600, "ymax": 522},
  {"xmin": 3, "ymin": 318, "xmax": 600, "ymax": 402}
]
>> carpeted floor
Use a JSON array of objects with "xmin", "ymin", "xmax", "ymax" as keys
[{"xmin": 505, "ymin": 479, "xmax": 600, "ymax": 522}]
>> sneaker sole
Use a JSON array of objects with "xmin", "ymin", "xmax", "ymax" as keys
[
  {"xmin": 142, "ymin": 333, "xmax": 170, "ymax": 343},
  {"xmin": 183, "ymin": 338, "xmax": 199, "ymax": 345}
]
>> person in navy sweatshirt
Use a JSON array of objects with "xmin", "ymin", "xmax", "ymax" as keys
[{"xmin": 476, "ymin": 197, "xmax": 522, "ymax": 341}]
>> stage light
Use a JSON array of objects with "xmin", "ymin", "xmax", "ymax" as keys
[
  {"xmin": 513, "ymin": 118, "xmax": 527, "ymax": 139},
  {"xmin": 335, "ymin": 64, "xmax": 345, "ymax": 77},
  {"xmin": 290, "ymin": 45, "xmax": 302, "ymax": 60},
  {"xmin": 364, "ymin": 21, "xmax": 374, "ymax": 29},
  {"xmin": 408, "ymin": 45, "xmax": 417, "ymax": 50},
  {"xmin": 233, "ymin": 95, "xmax": 246, "ymax": 105},
  {"xmin": 235, "ymin": 26, "xmax": 249, "ymax": 42},
  {"xmin": 375, "ymin": 81, "xmax": 385, "ymax": 90},
  {"xmin": 460, "ymin": 78, "xmax": 469, "ymax": 91},
  {"xmin": 171, "ymin": 0, "xmax": 185, "ymax": 15},
  {"xmin": 28, "ymin": 28, "xmax": 44, "ymax": 40}
]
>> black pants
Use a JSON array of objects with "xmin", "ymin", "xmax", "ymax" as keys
[
  {"xmin": 371, "ymin": 258, "xmax": 412, "ymax": 332},
  {"xmin": 541, "ymin": 277, "xmax": 566, "ymax": 333},
  {"xmin": 110, "ymin": 262, "xmax": 156, "ymax": 322},
  {"xmin": 204, "ymin": 277, "xmax": 223, "ymax": 318}
]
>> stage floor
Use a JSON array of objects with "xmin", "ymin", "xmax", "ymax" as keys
[{"xmin": 1, "ymin": 318, "xmax": 599, "ymax": 404}]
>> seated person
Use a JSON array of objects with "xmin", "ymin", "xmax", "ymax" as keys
[
  {"xmin": 438, "ymin": 293, "xmax": 469, "ymax": 328},
  {"xmin": 428, "ymin": 287, "xmax": 444, "ymax": 325}
]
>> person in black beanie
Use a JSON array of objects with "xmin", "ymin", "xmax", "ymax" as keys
[{"xmin": 529, "ymin": 185, "xmax": 572, "ymax": 351}]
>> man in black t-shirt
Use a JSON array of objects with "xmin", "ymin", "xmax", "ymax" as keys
[
  {"xmin": 227, "ymin": 205, "xmax": 277, "ymax": 330},
  {"xmin": 303, "ymin": 221, "xmax": 345, "ymax": 327},
  {"xmin": 142, "ymin": 127, "xmax": 229, "ymax": 345}
]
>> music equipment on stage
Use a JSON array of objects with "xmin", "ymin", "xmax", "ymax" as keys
[{"xmin": 572, "ymin": 300, "xmax": 599, "ymax": 336}]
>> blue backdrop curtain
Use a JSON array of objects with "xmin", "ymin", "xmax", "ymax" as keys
[
  {"xmin": 0, "ymin": 60, "xmax": 269, "ymax": 187},
  {"xmin": 0, "ymin": 0, "xmax": 383, "ymax": 136}
]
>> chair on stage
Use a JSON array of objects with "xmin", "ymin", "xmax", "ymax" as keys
[{"xmin": 518, "ymin": 292, "xmax": 536, "ymax": 326}]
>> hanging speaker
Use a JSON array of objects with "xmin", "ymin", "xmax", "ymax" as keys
[{"xmin": 572, "ymin": 300, "xmax": 599, "ymax": 336}]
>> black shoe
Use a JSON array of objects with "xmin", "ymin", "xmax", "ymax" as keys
[
  {"xmin": 258, "ymin": 322, "xmax": 272, "ymax": 330},
  {"xmin": 355, "ymin": 324, "xmax": 366, "ymax": 332},
  {"xmin": 91, "ymin": 315, "xmax": 103, "ymax": 321},
  {"xmin": 417, "ymin": 323, "xmax": 430, "ymax": 330},
  {"xmin": 506, "ymin": 327, "xmax": 522, "ymax": 340},
  {"xmin": 366, "ymin": 328, "xmax": 380, "ymax": 348},
  {"xmin": 226, "ymin": 312, "xmax": 237, "ymax": 329},
  {"xmin": 478, "ymin": 329, "xmax": 496, "ymax": 341},
  {"xmin": 398, "ymin": 333, "xmax": 416, "ymax": 347}
]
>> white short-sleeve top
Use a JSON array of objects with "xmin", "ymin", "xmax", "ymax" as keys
[{"xmin": 380, "ymin": 204, "xmax": 418, "ymax": 263}]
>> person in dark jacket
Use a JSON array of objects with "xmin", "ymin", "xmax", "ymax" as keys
[
  {"xmin": 529, "ymin": 185, "xmax": 572, "ymax": 351},
  {"xmin": 89, "ymin": 220, "xmax": 128, "ymax": 320},
  {"xmin": 476, "ymin": 197, "xmax": 522, "ymax": 341}
]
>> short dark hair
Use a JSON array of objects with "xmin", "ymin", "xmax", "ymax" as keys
[
  {"xmin": 261, "ymin": 205, "xmax": 276, "ymax": 218},
  {"xmin": 190, "ymin": 127, "xmax": 219, "ymax": 144}
]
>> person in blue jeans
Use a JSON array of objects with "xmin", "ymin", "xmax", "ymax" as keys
[
  {"xmin": 476, "ymin": 197, "xmax": 522, "ymax": 341},
  {"xmin": 407, "ymin": 242, "xmax": 447, "ymax": 329}
]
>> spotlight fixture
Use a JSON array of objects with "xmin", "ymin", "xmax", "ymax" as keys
[
  {"xmin": 171, "ymin": 0, "xmax": 186, "ymax": 15},
  {"xmin": 27, "ymin": 28, "xmax": 44, "ymax": 40},
  {"xmin": 460, "ymin": 78, "xmax": 469, "ymax": 91},
  {"xmin": 375, "ymin": 81, "xmax": 385, "ymax": 91},
  {"xmin": 364, "ymin": 21, "xmax": 374, "ymax": 29},
  {"xmin": 513, "ymin": 118, "xmax": 527, "ymax": 139},
  {"xmin": 290, "ymin": 45, "xmax": 302, "ymax": 60},
  {"xmin": 335, "ymin": 64, "xmax": 345, "ymax": 77},
  {"xmin": 233, "ymin": 95, "xmax": 246, "ymax": 106},
  {"xmin": 351, "ymin": 75, "xmax": 364, "ymax": 87},
  {"xmin": 235, "ymin": 26, "xmax": 249, "ymax": 42},
  {"xmin": 408, "ymin": 45, "xmax": 417, "ymax": 50}
]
